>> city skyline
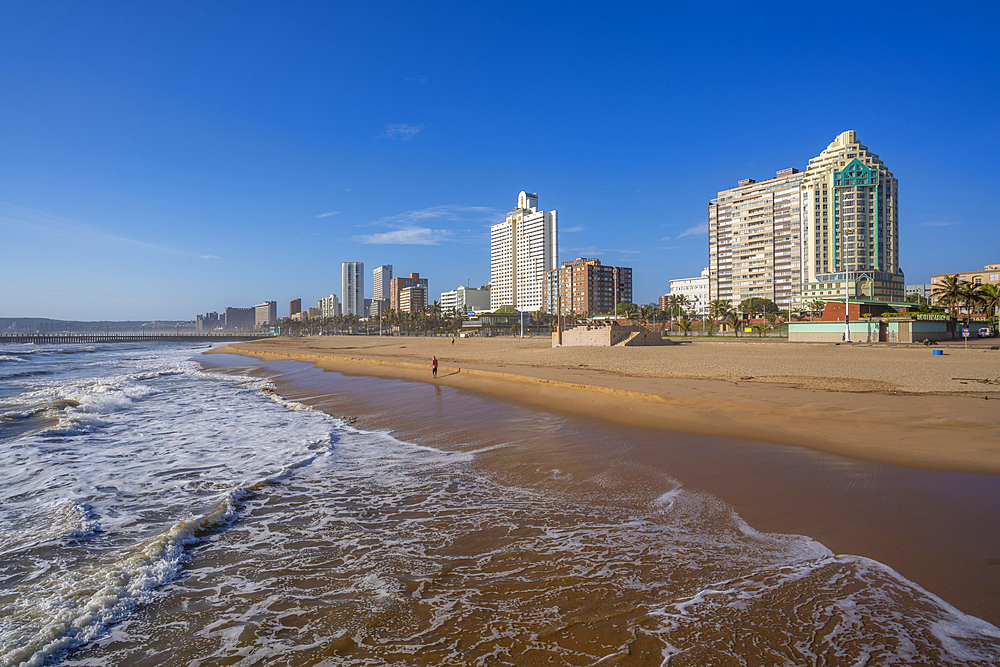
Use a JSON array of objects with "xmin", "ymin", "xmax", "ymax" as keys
[{"xmin": 1, "ymin": 3, "xmax": 998, "ymax": 320}]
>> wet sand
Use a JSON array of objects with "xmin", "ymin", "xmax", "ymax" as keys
[
  {"xmin": 201, "ymin": 349, "xmax": 1000, "ymax": 627},
  {"xmin": 211, "ymin": 335, "xmax": 1000, "ymax": 475}
]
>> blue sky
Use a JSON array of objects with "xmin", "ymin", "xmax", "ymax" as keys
[{"xmin": 1, "ymin": 1, "xmax": 997, "ymax": 320}]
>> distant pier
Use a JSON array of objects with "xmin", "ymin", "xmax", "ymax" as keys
[{"xmin": 0, "ymin": 333, "xmax": 276, "ymax": 344}]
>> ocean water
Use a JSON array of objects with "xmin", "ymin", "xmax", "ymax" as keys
[{"xmin": 1, "ymin": 343, "xmax": 998, "ymax": 667}]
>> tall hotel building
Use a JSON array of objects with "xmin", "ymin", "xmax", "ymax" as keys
[
  {"xmin": 709, "ymin": 131, "xmax": 902, "ymax": 310},
  {"xmin": 490, "ymin": 191, "xmax": 558, "ymax": 312},
  {"xmin": 341, "ymin": 261, "xmax": 365, "ymax": 317},
  {"xmin": 372, "ymin": 265, "xmax": 392, "ymax": 317}
]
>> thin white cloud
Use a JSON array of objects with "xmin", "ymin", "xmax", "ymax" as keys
[
  {"xmin": 0, "ymin": 201, "xmax": 187, "ymax": 256},
  {"xmin": 660, "ymin": 236, "xmax": 671, "ymax": 241},
  {"xmin": 355, "ymin": 204, "xmax": 501, "ymax": 244},
  {"xmin": 561, "ymin": 226, "xmax": 584, "ymax": 233},
  {"xmin": 406, "ymin": 75, "xmax": 428, "ymax": 84},
  {"xmin": 200, "ymin": 255, "xmax": 220, "ymax": 260},
  {"xmin": 364, "ymin": 204, "xmax": 502, "ymax": 228},
  {"xmin": 678, "ymin": 222, "xmax": 709, "ymax": 238},
  {"xmin": 920, "ymin": 220, "xmax": 959, "ymax": 227},
  {"xmin": 381, "ymin": 123, "xmax": 425, "ymax": 141},
  {"xmin": 315, "ymin": 211, "xmax": 340, "ymax": 219},
  {"xmin": 354, "ymin": 227, "xmax": 451, "ymax": 245}
]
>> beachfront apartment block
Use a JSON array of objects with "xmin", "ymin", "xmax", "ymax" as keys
[
  {"xmin": 440, "ymin": 285, "xmax": 491, "ymax": 314},
  {"xmin": 709, "ymin": 131, "xmax": 903, "ymax": 310},
  {"xmin": 709, "ymin": 168, "xmax": 803, "ymax": 311},
  {"xmin": 254, "ymin": 301, "xmax": 277, "ymax": 328},
  {"xmin": 664, "ymin": 268, "xmax": 710, "ymax": 316},
  {"xmin": 490, "ymin": 191, "xmax": 558, "ymax": 312},
  {"xmin": 319, "ymin": 294, "xmax": 341, "ymax": 319},
  {"xmin": 289, "ymin": 298, "xmax": 301, "ymax": 317},
  {"xmin": 342, "ymin": 262, "xmax": 365, "ymax": 317},
  {"xmin": 548, "ymin": 258, "xmax": 632, "ymax": 315},
  {"xmin": 390, "ymin": 272, "xmax": 429, "ymax": 313}
]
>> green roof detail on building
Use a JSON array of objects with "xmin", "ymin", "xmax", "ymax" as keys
[{"xmin": 834, "ymin": 158, "xmax": 879, "ymax": 187}]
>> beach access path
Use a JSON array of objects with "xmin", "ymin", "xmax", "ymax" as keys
[{"xmin": 210, "ymin": 335, "xmax": 1000, "ymax": 475}]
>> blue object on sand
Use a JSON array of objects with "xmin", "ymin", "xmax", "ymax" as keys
[{"xmin": 932, "ymin": 349, "xmax": 943, "ymax": 355}]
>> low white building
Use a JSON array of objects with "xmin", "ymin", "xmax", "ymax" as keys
[
  {"xmin": 441, "ymin": 285, "xmax": 491, "ymax": 314},
  {"xmin": 668, "ymin": 268, "xmax": 709, "ymax": 315},
  {"xmin": 905, "ymin": 284, "xmax": 933, "ymax": 300}
]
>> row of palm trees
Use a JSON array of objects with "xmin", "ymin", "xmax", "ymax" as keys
[
  {"xmin": 932, "ymin": 275, "xmax": 1000, "ymax": 324},
  {"xmin": 273, "ymin": 301, "xmax": 467, "ymax": 336}
]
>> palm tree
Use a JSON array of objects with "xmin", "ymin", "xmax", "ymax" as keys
[
  {"xmin": 962, "ymin": 282, "xmax": 986, "ymax": 318},
  {"xmin": 722, "ymin": 311, "xmax": 741, "ymax": 337},
  {"xmin": 932, "ymin": 275, "xmax": 965, "ymax": 317},
  {"xmin": 765, "ymin": 312, "xmax": 779, "ymax": 335},
  {"xmin": 980, "ymin": 285, "xmax": 1000, "ymax": 330},
  {"xmin": 808, "ymin": 299, "xmax": 827, "ymax": 321},
  {"xmin": 708, "ymin": 299, "xmax": 730, "ymax": 321}
]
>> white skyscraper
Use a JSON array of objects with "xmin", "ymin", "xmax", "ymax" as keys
[
  {"xmin": 372, "ymin": 265, "xmax": 392, "ymax": 301},
  {"xmin": 342, "ymin": 262, "xmax": 365, "ymax": 317},
  {"xmin": 490, "ymin": 191, "xmax": 558, "ymax": 311},
  {"xmin": 371, "ymin": 265, "xmax": 392, "ymax": 317}
]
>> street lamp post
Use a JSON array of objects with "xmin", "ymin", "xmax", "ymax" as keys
[{"xmin": 842, "ymin": 223, "xmax": 854, "ymax": 343}]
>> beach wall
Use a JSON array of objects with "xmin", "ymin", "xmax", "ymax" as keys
[{"xmin": 553, "ymin": 325, "xmax": 668, "ymax": 347}]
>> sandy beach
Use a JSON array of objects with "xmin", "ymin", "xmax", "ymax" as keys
[{"xmin": 211, "ymin": 335, "xmax": 1000, "ymax": 475}]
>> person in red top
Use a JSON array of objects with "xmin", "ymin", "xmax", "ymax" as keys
[{"xmin": 431, "ymin": 355, "xmax": 438, "ymax": 378}]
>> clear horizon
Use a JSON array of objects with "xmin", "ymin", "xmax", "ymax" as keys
[{"xmin": 2, "ymin": 2, "xmax": 997, "ymax": 321}]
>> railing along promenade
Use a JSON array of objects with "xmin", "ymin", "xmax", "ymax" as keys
[{"xmin": 0, "ymin": 332, "xmax": 276, "ymax": 344}]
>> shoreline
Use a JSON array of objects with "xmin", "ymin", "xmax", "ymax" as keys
[
  {"xmin": 198, "ymin": 346, "xmax": 1000, "ymax": 627},
  {"xmin": 208, "ymin": 336, "xmax": 1000, "ymax": 475}
]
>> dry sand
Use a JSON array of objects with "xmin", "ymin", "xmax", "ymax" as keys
[{"xmin": 210, "ymin": 335, "xmax": 1000, "ymax": 475}]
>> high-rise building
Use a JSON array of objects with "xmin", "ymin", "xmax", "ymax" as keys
[
  {"xmin": 709, "ymin": 168, "xmax": 803, "ymax": 310},
  {"xmin": 440, "ymin": 285, "xmax": 491, "ymax": 314},
  {"xmin": 289, "ymin": 298, "xmax": 301, "ymax": 317},
  {"xmin": 709, "ymin": 131, "xmax": 903, "ymax": 310},
  {"xmin": 342, "ymin": 262, "xmax": 365, "ymax": 317},
  {"xmin": 390, "ymin": 272, "xmax": 429, "ymax": 313},
  {"xmin": 255, "ymin": 301, "xmax": 277, "ymax": 328},
  {"xmin": 799, "ymin": 131, "xmax": 903, "ymax": 304},
  {"xmin": 548, "ymin": 258, "xmax": 632, "ymax": 315},
  {"xmin": 319, "ymin": 295, "xmax": 340, "ymax": 319},
  {"xmin": 372, "ymin": 265, "xmax": 392, "ymax": 317},
  {"xmin": 490, "ymin": 191, "xmax": 558, "ymax": 311},
  {"xmin": 224, "ymin": 307, "xmax": 255, "ymax": 331}
]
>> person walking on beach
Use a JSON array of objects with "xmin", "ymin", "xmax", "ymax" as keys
[{"xmin": 431, "ymin": 355, "xmax": 438, "ymax": 378}]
